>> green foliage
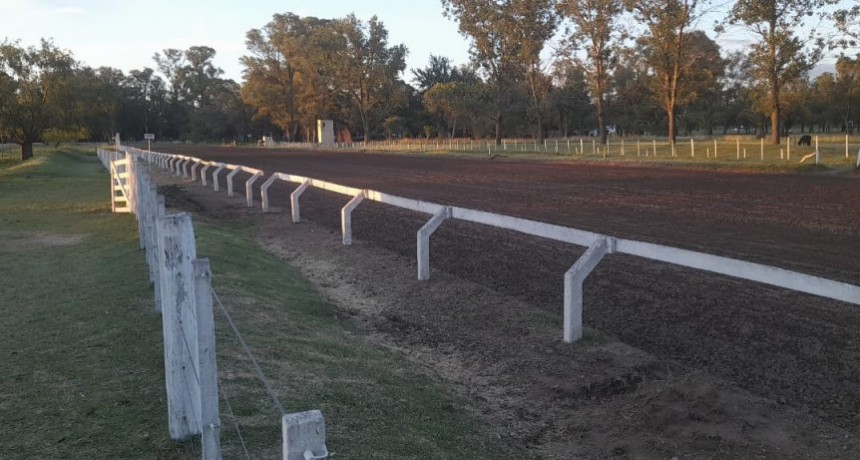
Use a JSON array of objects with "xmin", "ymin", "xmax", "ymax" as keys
[
  {"xmin": 0, "ymin": 39, "xmax": 77, "ymax": 159},
  {"xmin": 241, "ymin": 13, "xmax": 408, "ymax": 141}
]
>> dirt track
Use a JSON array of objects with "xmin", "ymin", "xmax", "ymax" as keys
[{"xmin": 158, "ymin": 145, "xmax": 860, "ymax": 433}]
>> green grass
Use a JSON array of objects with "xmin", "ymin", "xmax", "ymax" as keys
[
  {"xmin": 0, "ymin": 148, "xmax": 193, "ymax": 459},
  {"xmin": 196, "ymin": 217, "xmax": 512, "ymax": 459},
  {"xmin": 0, "ymin": 147, "xmax": 511, "ymax": 458}
]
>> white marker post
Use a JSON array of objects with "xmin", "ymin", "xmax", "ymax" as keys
[{"xmin": 144, "ymin": 133, "xmax": 155, "ymax": 151}]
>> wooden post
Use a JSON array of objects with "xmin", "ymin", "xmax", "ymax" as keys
[
  {"xmin": 736, "ymin": 137, "xmax": 740, "ymax": 159},
  {"xmin": 154, "ymin": 195, "xmax": 166, "ymax": 313},
  {"xmin": 760, "ymin": 137, "xmax": 764, "ymax": 161},
  {"xmin": 690, "ymin": 139, "xmax": 695, "ymax": 158},
  {"xmin": 652, "ymin": 139, "xmax": 657, "ymax": 156},
  {"xmin": 157, "ymin": 212, "xmax": 200, "ymax": 440},
  {"xmin": 714, "ymin": 139, "xmax": 718, "ymax": 159},
  {"xmin": 193, "ymin": 259, "xmax": 221, "ymax": 460}
]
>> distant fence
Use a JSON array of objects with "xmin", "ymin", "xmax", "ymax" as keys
[
  {"xmin": 130, "ymin": 146, "xmax": 860, "ymax": 345},
  {"xmin": 97, "ymin": 148, "xmax": 329, "ymax": 460},
  {"xmin": 248, "ymin": 135, "xmax": 860, "ymax": 166}
]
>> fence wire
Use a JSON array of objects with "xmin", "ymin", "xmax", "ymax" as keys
[{"xmin": 211, "ymin": 285, "xmax": 288, "ymax": 417}]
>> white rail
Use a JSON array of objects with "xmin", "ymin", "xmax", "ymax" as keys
[{"xmin": 137, "ymin": 147, "xmax": 860, "ymax": 344}]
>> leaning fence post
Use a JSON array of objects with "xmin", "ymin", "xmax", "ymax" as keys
[
  {"xmin": 563, "ymin": 237, "xmax": 613, "ymax": 343},
  {"xmin": 227, "ymin": 168, "xmax": 240, "ymax": 197},
  {"xmin": 291, "ymin": 180, "xmax": 311, "ymax": 223},
  {"xmin": 246, "ymin": 172, "xmax": 263, "ymax": 207},
  {"xmin": 341, "ymin": 191, "xmax": 365, "ymax": 245},
  {"xmin": 260, "ymin": 175, "xmax": 278, "ymax": 212},
  {"xmin": 283, "ymin": 410, "xmax": 328, "ymax": 460},
  {"xmin": 157, "ymin": 212, "xmax": 201, "ymax": 440},
  {"xmin": 193, "ymin": 259, "xmax": 221, "ymax": 460},
  {"xmin": 417, "ymin": 207, "xmax": 452, "ymax": 280},
  {"xmin": 212, "ymin": 165, "xmax": 226, "ymax": 192}
]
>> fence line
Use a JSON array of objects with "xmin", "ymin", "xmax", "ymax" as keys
[
  {"xmin": 132, "ymin": 146, "xmax": 860, "ymax": 345},
  {"xmin": 99, "ymin": 147, "xmax": 328, "ymax": 460}
]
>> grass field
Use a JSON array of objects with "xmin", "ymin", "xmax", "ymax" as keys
[{"xmin": 0, "ymin": 147, "xmax": 509, "ymax": 458}]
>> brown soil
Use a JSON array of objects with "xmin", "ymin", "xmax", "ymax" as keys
[{"xmin": 154, "ymin": 146, "xmax": 860, "ymax": 457}]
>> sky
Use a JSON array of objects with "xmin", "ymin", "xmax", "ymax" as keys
[
  {"xmin": 0, "ymin": 0, "xmax": 853, "ymax": 83},
  {"xmin": 0, "ymin": 0, "xmax": 472, "ymax": 83}
]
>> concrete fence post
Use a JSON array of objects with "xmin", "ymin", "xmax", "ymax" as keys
[
  {"xmin": 212, "ymin": 165, "xmax": 226, "ymax": 192},
  {"xmin": 417, "ymin": 207, "xmax": 452, "ymax": 280},
  {"xmin": 341, "ymin": 191, "xmax": 366, "ymax": 246},
  {"xmin": 283, "ymin": 410, "xmax": 328, "ymax": 460},
  {"xmin": 226, "ymin": 168, "xmax": 240, "ymax": 197},
  {"xmin": 291, "ymin": 180, "xmax": 311, "ymax": 223},
  {"xmin": 156, "ymin": 212, "xmax": 201, "ymax": 440},
  {"xmin": 260, "ymin": 175, "xmax": 278, "ymax": 212},
  {"xmin": 193, "ymin": 259, "xmax": 221, "ymax": 460},
  {"xmin": 246, "ymin": 172, "xmax": 263, "ymax": 207},
  {"xmin": 190, "ymin": 160, "xmax": 200, "ymax": 182},
  {"xmin": 564, "ymin": 237, "xmax": 613, "ymax": 343},
  {"xmin": 200, "ymin": 164, "xmax": 211, "ymax": 186}
]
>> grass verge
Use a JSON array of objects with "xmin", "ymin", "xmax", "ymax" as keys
[
  {"xmin": 0, "ymin": 147, "xmax": 192, "ymax": 459},
  {"xmin": 0, "ymin": 146, "xmax": 509, "ymax": 458}
]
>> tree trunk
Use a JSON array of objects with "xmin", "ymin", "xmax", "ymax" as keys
[
  {"xmin": 597, "ymin": 97, "xmax": 607, "ymax": 146},
  {"xmin": 770, "ymin": 107, "xmax": 780, "ymax": 145},
  {"xmin": 21, "ymin": 142, "xmax": 34, "ymax": 161},
  {"xmin": 667, "ymin": 107, "xmax": 676, "ymax": 146},
  {"xmin": 495, "ymin": 115, "xmax": 503, "ymax": 146}
]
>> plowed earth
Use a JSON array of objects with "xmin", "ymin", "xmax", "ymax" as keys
[{"xmin": 157, "ymin": 145, "xmax": 860, "ymax": 458}]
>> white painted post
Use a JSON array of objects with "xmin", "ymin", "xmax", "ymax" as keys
[
  {"xmin": 282, "ymin": 410, "xmax": 328, "ymax": 460},
  {"xmin": 564, "ymin": 237, "xmax": 613, "ymax": 343},
  {"xmin": 760, "ymin": 137, "xmax": 764, "ymax": 161},
  {"xmin": 193, "ymin": 259, "xmax": 221, "ymax": 460},
  {"xmin": 637, "ymin": 139, "xmax": 641, "ymax": 156},
  {"xmin": 226, "ymin": 168, "xmax": 240, "ymax": 197},
  {"xmin": 417, "ymin": 207, "xmax": 452, "ymax": 280},
  {"xmin": 260, "ymin": 175, "xmax": 278, "ymax": 212},
  {"xmin": 592, "ymin": 139, "xmax": 595, "ymax": 155},
  {"xmin": 690, "ymin": 139, "xmax": 694, "ymax": 158},
  {"xmin": 291, "ymin": 180, "xmax": 311, "ymax": 223},
  {"xmin": 580, "ymin": 138, "xmax": 584, "ymax": 155},
  {"xmin": 787, "ymin": 137, "xmax": 791, "ymax": 160},
  {"xmin": 246, "ymin": 172, "xmax": 263, "ymax": 207},
  {"xmin": 736, "ymin": 137, "xmax": 740, "ymax": 159},
  {"xmin": 189, "ymin": 161, "xmax": 199, "ymax": 182},
  {"xmin": 212, "ymin": 165, "xmax": 225, "ymax": 192},
  {"xmin": 652, "ymin": 139, "xmax": 657, "ymax": 157},
  {"xmin": 200, "ymin": 164, "xmax": 211, "ymax": 186},
  {"xmin": 856, "ymin": 148, "xmax": 860, "ymax": 168},
  {"xmin": 157, "ymin": 212, "xmax": 200, "ymax": 440},
  {"xmin": 714, "ymin": 139, "xmax": 718, "ymax": 159},
  {"xmin": 815, "ymin": 136, "xmax": 820, "ymax": 165},
  {"xmin": 341, "ymin": 191, "xmax": 365, "ymax": 245},
  {"xmin": 847, "ymin": 134, "xmax": 850, "ymax": 159}
]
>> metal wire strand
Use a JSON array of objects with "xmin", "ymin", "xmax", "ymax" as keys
[
  {"xmin": 218, "ymin": 376, "xmax": 251, "ymax": 460},
  {"xmin": 210, "ymin": 285, "xmax": 288, "ymax": 417}
]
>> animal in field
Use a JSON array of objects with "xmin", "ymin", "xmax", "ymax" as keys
[{"xmin": 797, "ymin": 135, "xmax": 812, "ymax": 146}]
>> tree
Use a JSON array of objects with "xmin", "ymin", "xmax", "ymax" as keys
[
  {"xmin": 0, "ymin": 39, "xmax": 77, "ymax": 160},
  {"xmin": 627, "ymin": 0, "xmax": 711, "ymax": 144},
  {"xmin": 724, "ymin": 0, "xmax": 841, "ymax": 144},
  {"xmin": 442, "ymin": 0, "xmax": 553, "ymax": 145},
  {"xmin": 329, "ymin": 14, "xmax": 408, "ymax": 142},
  {"xmin": 412, "ymin": 55, "xmax": 459, "ymax": 93},
  {"xmin": 557, "ymin": 0, "xmax": 626, "ymax": 145}
]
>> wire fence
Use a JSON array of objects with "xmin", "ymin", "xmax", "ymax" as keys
[{"xmin": 97, "ymin": 146, "xmax": 329, "ymax": 460}]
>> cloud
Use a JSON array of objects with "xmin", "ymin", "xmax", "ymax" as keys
[{"xmin": 52, "ymin": 6, "xmax": 83, "ymax": 13}]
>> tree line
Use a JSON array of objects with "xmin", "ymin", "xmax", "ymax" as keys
[{"xmin": 1, "ymin": 1, "xmax": 858, "ymax": 160}]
